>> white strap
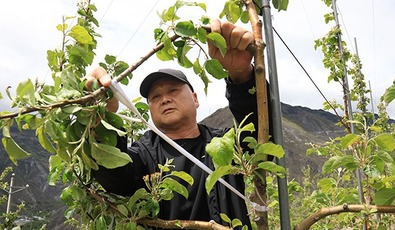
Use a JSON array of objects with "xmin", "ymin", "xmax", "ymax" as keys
[{"xmin": 109, "ymin": 80, "xmax": 267, "ymax": 212}]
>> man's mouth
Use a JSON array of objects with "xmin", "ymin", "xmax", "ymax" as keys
[{"xmin": 163, "ymin": 108, "xmax": 175, "ymax": 114}]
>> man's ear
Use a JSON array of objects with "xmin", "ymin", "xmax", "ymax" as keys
[{"xmin": 193, "ymin": 92, "xmax": 199, "ymax": 108}]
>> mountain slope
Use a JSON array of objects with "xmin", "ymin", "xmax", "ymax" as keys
[{"xmin": 199, "ymin": 103, "xmax": 346, "ymax": 180}]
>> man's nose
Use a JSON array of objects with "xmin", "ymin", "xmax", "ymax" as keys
[{"xmin": 160, "ymin": 96, "xmax": 172, "ymax": 105}]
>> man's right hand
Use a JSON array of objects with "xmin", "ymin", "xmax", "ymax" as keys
[{"xmin": 85, "ymin": 66, "xmax": 119, "ymax": 113}]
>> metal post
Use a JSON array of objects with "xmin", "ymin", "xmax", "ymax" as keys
[
  {"xmin": 354, "ymin": 38, "xmax": 366, "ymax": 113},
  {"xmin": 6, "ymin": 173, "xmax": 14, "ymax": 214},
  {"xmin": 332, "ymin": 1, "xmax": 365, "ymax": 230},
  {"xmin": 262, "ymin": 1, "xmax": 291, "ymax": 229}
]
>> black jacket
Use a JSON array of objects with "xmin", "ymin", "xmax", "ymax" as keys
[{"xmin": 93, "ymin": 76, "xmax": 260, "ymax": 228}]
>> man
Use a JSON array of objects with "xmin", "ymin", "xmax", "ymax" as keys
[{"xmin": 87, "ymin": 19, "xmax": 259, "ymax": 228}]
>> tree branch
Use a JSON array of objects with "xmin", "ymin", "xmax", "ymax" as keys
[
  {"xmin": 138, "ymin": 218, "xmax": 231, "ymax": 230},
  {"xmin": 243, "ymin": 0, "xmax": 269, "ymax": 229},
  {"xmin": 295, "ymin": 204, "xmax": 395, "ymax": 230},
  {"xmin": 88, "ymin": 188, "xmax": 230, "ymax": 230},
  {"xmin": 0, "ymin": 27, "xmax": 256, "ymax": 121}
]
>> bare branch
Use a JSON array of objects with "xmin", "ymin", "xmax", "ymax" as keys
[
  {"xmin": 138, "ymin": 218, "xmax": 231, "ymax": 230},
  {"xmin": 295, "ymin": 204, "xmax": 395, "ymax": 230},
  {"xmin": 88, "ymin": 188, "xmax": 231, "ymax": 230}
]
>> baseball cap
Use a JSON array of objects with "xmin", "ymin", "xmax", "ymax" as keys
[{"xmin": 140, "ymin": 68, "xmax": 194, "ymax": 98}]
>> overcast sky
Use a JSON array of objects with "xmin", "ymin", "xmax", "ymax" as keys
[{"xmin": 0, "ymin": 0, "xmax": 394, "ymax": 122}]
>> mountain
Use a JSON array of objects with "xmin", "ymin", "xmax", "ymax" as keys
[
  {"xmin": 0, "ymin": 102, "xmax": 347, "ymax": 228},
  {"xmin": 200, "ymin": 103, "xmax": 347, "ymax": 180}
]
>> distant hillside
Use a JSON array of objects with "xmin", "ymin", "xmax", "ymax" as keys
[
  {"xmin": 0, "ymin": 126, "xmax": 66, "ymax": 229},
  {"xmin": 0, "ymin": 102, "xmax": 348, "ymax": 227},
  {"xmin": 200, "ymin": 102, "xmax": 346, "ymax": 180}
]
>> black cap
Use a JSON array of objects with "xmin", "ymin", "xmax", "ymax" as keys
[{"xmin": 140, "ymin": 68, "xmax": 194, "ymax": 98}]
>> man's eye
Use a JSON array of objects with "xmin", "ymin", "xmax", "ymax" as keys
[{"xmin": 150, "ymin": 95, "xmax": 158, "ymax": 101}]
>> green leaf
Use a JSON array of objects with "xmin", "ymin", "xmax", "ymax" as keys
[
  {"xmin": 374, "ymin": 188, "xmax": 395, "ymax": 205},
  {"xmin": 205, "ymin": 165, "xmax": 235, "ymax": 193},
  {"xmin": 220, "ymin": 213, "xmax": 231, "ymax": 224},
  {"xmin": 253, "ymin": 142, "xmax": 285, "ymax": 163},
  {"xmin": 36, "ymin": 126, "xmax": 56, "ymax": 153},
  {"xmin": 205, "ymin": 59, "xmax": 228, "ymax": 79},
  {"xmin": 160, "ymin": 6, "xmax": 180, "ymax": 23},
  {"xmin": 239, "ymin": 122, "xmax": 255, "ymax": 134},
  {"xmin": 383, "ymin": 84, "xmax": 395, "ymax": 104},
  {"xmin": 322, "ymin": 155, "xmax": 357, "ymax": 174},
  {"xmin": 317, "ymin": 178, "xmax": 336, "ymax": 193},
  {"xmin": 340, "ymin": 133, "xmax": 359, "ymax": 149},
  {"xmin": 220, "ymin": 1, "xmax": 241, "ymax": 24},
  {"xmin": 160, "ymin": 188, "xmax": 174, "ymax": 200},
  {"xmin": 62, "ymin": 105, "xmax": 82, "ymax": 114},
  {"xmin": 272, "ymin": 0, "xmax": 289, "ymax": 11},
  {"xmin": 81, "ymin": 147, "xmax": 99, "ymax": 171},
  {"xmin": 161, "ymin": 177, "xmax": 188, "ymax": 199},
  {"xmin": 96, "ymin": 216, "xmax": 107, "ymax": 230},
  {"xmin": 49, "ymin": 155, "xmax": 63, "ymax": 171},
  {"xmin": 240, "ymin": 11, "xmax": 250, "ymax": 23},
  {"xmin": 91, "ymin": 142, "xmax": 132, "ymax": 169},
  {"xmin": 257, "ymin": 161, "xmax": 286, "ymax": 177},
  {"xmin": 128, "ymin": 188, "xmax": 150, "ymax": 210},
  {"xmin": 16, "ymin": 79, "xmax": 36, "ymax": 106},
  {"xmin": 207, "ymin": 32, "xmax": 227, "ymax": 57},
  {"xmin": 156, "ymin": 35, "xmax": 176, "ymax": 61},
  {"xmin": 177, "ymin": 44, "xmax": 193, "ymax": 68},
  {"xmin": 105, "ymin": 54, "xmax": 117, "ymax": 65},
  {"xmin": 2, "ymin": 137, "xmax": 31, "ymax": 164},
  {"xmin": 170, "ymin": 171, "xmax": 194, "ymax": 185},
  {"xmin": 48, "ymin": 159, "xmax": 65, "ymax": 186},
  {"xmin": 2, "ymin": 124, "xmax": 11, "ymax": 138},
  {"xmin": 197, "ymin": 27, "xmax": 207, "ymax": 43},
  {"xmin": 56, "ymin": 23, "xmax": 68, "ymax": 32},
  {"xmin": 101, "ymin": 119, "xmax": 127, "ymax": 136},
  {"xmin": 193, "ymin": 58, "xmax": 203, "ymax": 75},
  {"xmin": 174, "ymin": 21, "xmax": 197, "ymax": 37},
  {"xmin": 69, "ymin": 25, "xmax": 94, "ymax": 45},
  {"xmin": 363, "ymin": 165, "xmax": 381, "ymax": 178},
  {"xmin": 60, "ymin": 66, "xmax": 81, "ymax": 91},
  {"xmin": 56, "ymin": 141, "xmax": 71, "ymax": 162},
  {"xmin": 231, "ymin": 218, "xmax": 243, "ymax": 227},
  {"xmin": 60, "ymin": 186, "xmax": 75, "ymax": 206},
  {"xmin": 68, "ymin": 44, "xmax": 94, "ymax": 66},
  {"xmin": 47, "ymin": 50, "xmax": 58, "ymax": 70},
  {"xmin": 117, "ymin": 204, "xmax": 129, "ymax": 217},
  {"xmin": 376, "ymin": 150, "xmax": 395, "ymax": 164},
  {"xmin": 374, "ymin": 133, "xmax": 395, "ymax": 151},
  {"xmin": 243, "ymin": 136, "xmax": 258, "ymax": 149},
  {"xmin": 206, "ymin": 129, "xmax": 234, "ymax": 166}
]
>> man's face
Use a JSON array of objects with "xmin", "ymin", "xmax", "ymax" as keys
[{"xmin": 147, "ymin": 77, "xmax": 199, "ymax": 131}]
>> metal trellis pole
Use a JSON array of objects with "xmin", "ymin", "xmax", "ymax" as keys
[
  {"xmin": 332, "ymin": 1, "xmax": 366, "ymax": 230},
  {"xmin": 262, "ymin": 1, "xmax": 291, "ymax": 229}
]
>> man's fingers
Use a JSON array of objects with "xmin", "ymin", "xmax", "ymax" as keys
[
  {"xmin": 209, "ymin": 19, "xmax": 253, "ymax": 51},
  {"xmin": 210, "ymin": 18, "xmax": 221, "ymax": 34},
  {"xmin": 85, "ymin": 67, "xmax": 112, "ymax": 91},
  {"xmin": 237, "ymin": 30, "xmax": 254, "ymax": 51}
]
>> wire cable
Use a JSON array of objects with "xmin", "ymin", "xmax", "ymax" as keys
[
  {"xmin": 99, "ymin": 0, "xmax": 115, "ymax": 23},
  {"xmin": 272, "ymin": 26, "xmax": 344, "ymax": 121},
  {"xmin": 336, "ymin": 2, "xmax": 355, "ymax": 53},
  {"xmin": 117, "ymin": 0, "xmax": 161, "ymax": 57}
]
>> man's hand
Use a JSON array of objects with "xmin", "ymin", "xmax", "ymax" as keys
[
  {"xmin": 85, "ymin": 66, "xmax": 119, "ymax": 113},
  {"xmin": 208, "ymin": 19, "xmax": 254, "ymax": 84}
]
